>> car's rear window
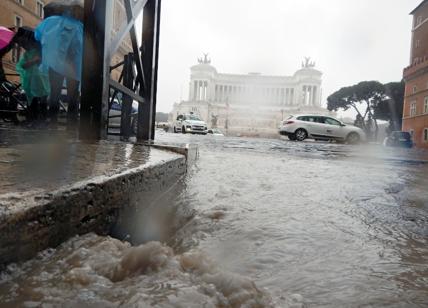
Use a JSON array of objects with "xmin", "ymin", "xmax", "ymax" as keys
[
  {"xmin": 394, "ymin": 132, "xmax": 411, "ymax": 140},
  {"xmin": 297, "ymin": 116, "xmax": 317, "ymax": 122}
]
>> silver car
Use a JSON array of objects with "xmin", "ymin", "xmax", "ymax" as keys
[
  {"xmin": 108, "ymin": 100, "xmax": 139, "ymax": 134},
  {"xmin": 173, "ymin": 114, "xmax": 208, "ymax": 135},
  {"xmin": 279, "ymin": 115, "xmax": 366, "ymax": 144}
]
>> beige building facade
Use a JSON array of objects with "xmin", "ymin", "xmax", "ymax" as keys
[
  {"xmin": 0, "ymin": 0, "xmax": 132, "ymax": 82},
  {"xmin": 0, "ymin": 0, "xmax": 54, "ymax": 81}
]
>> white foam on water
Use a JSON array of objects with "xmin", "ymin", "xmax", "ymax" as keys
[{"xmin": 0, "ymin": 233, "xmax": 293, "ymax": 307}]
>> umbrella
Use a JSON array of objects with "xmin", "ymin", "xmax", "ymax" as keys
[
  {"xmin": 0, "ymin": 26, "xmax": 14, "ymax": 50},
  {"xmin": 14, "ymin": 27, "xmax": 38, "ymax": 50},
  {"xmin": 44, "ymin": 0, "xmax": 84, "ymax": 22}
]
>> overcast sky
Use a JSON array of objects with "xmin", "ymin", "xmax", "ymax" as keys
[{"xmin": 155, "ymin": 0, "xmax": 421, "ymax": 115}]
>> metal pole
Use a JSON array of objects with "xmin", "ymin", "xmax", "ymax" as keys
[
  {"xmin": 120, "ymin": 53, "xmax": 134, "ymax": 139},
  {"xmin": 137, "ymin": 0, "xmax": 162, "ymax": 141},
  {"xmin": 80, "ymin": 0, "xmax": 114, "ymax": 140}
]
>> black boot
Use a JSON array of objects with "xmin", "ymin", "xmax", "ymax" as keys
[{"xmin": 39, "ymin": 96, "xmax": 48, "ymax": 128}]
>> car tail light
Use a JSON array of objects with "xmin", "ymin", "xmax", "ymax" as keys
[{"xmin": 283, "ymin": 120, "xmax": 294, "ymax": 125}]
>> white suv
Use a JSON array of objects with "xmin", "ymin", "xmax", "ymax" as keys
[
  {"xmin": 279, "ymin": 115, "xmax": 366, "ymax": 144},
  {"xmin": 173, "ymin": 114, "xmax": 208, "ymax": 135}
]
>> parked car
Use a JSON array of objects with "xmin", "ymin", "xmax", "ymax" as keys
[
  {"xmin": 279, "ymin": 114, "xmax": 366, "ymax": 144},
  {"xmin": 207, "ymin": 128, "xmax": 224, "ymax": 136},
  {"xmin": 108, "ymin": 100, "xmax": 139, "ymax": 134},
  {"xmin": 383, "ymin": 131, "xmax": 413, "ymax": 148},
  {"xmin": 173, "ymin": 113, "xmax": 208, "ymax": 134},
  {"xmin": 156, "ymin": 122, "xmax": 170, "ymax": 132}
]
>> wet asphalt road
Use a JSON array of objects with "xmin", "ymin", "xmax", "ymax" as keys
[{"xmin": 156, "ymin": 132, "xmax": 428, "ymax": 307}]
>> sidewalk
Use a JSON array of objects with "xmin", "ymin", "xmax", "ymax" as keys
[{"xmin": 0, "ymin": 125, "xmax": 196, "ymax": 267}]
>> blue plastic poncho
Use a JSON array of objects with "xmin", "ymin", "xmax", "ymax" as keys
[{"xmin": 34, "ymin": 16, "xmax": 83, "ymax": 82}]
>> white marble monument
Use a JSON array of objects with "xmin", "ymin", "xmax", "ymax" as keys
[{"xmin": 170, "ymin": 55, "xmax": 334, "ymax": 137}]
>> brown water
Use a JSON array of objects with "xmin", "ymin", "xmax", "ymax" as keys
[{"xmin": 1, "ymin": 135, "xmax": 427, "ymax": 307}]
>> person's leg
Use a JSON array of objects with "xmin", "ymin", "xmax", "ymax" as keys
[
  {"xmin": 39, "ymin": 96, "xmax": 48, "ymax": 124},
  {"xmin": 66, "ymin": 77, "xmax": 80, "ymax": 127},
  {"xmin": 48, "ymin": 68, "xmax": 65, "ymax": 125},
  {"xmin": 29, "ymin": 97, "xmax": 39, "ymax": 127}
]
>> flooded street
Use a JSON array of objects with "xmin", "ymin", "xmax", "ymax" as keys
[{"xmin": 1, "ymin": 134, "xmax": 428, "ymax": 307}]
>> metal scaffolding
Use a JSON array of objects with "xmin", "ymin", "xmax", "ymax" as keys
[{"xmin": 79, "ymin": 0, "xmax": 161, "ymax": 141}]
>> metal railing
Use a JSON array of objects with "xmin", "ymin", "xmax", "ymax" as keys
[{"xmin": 79, "ymin": 0, "xmax": 161, "ymax": 141}]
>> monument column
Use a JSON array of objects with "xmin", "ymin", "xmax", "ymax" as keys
[
  {"xmin": 281, "ymin": 88, "xmax": 285, "ymax": 105},
  {"xmin": 291, "ymin": 88, "xmax": 295, "ymax": 105},
  {"xmin": 312, "ymin": 86, "xmax": 317, "ymax": 106},
  {"xmin": 302, "ymin": 86, "xmax": 307, "ymax": 105},
  {"xmin": 201, "ymin": 81, "xmax": 205, "ymax": 101},
  {"xmin": 203, "ymin": 81, "xmax": 208, "ymax": 101},
  {"xmin": 222, "ymin": 85, "xmax": 225, "ymax": 102},
  {"xmin": 291, "ymin": 88, "xmax": 294, "ymax": 105},
  {"xmin": 209, "ymin": 81, "xmax": 215, "ymax": 101},
  {"xmin": 193, "ymin": 80, "xmax": 198, "ymax": 100},
  {"xmin": 286, "ymin": 89, "xmax": 289, "ymax": 105},
  {"xmin": 199, "ymin": 81, "xmax": 203, "ymax": 101}
]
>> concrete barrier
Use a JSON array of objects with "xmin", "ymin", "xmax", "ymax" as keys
[{"xmin": 0, "ymin": 141, "xmax": 195, "ymax": 267}]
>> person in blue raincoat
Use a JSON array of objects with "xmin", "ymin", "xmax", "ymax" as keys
[{"xmin": 34, "ymin": 15, "xmax": 83, "ymax": 126}]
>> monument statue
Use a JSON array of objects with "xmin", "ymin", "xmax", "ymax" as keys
[
  {"xmin": 301, "ymin": 57, "xmax": 316, "ymax": 68},
  {"xmin": 198, "ymin": 53, "xmax": 211, "ymax": 64}
]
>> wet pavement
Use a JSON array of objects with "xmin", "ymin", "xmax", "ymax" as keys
[
  {"xmin": 0, "ymin": 141, "xmax": 175, "ymax": 195},
  {"xmin": 0, "ymin": 132, "xmax": 427, "ymax": 307}
]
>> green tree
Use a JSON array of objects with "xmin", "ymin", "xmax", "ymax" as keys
[
  {"xmin": 373, "ymin": 81, "xmax": 405, "ymax": 133},
  {"xmin": 327, "ymin": 81, "xmax": 386, "ymax": 140}
]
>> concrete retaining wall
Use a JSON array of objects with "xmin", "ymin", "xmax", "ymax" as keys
[{"xmin": 0, "ymin": 142, "xmax": 194, "ymax": 267}]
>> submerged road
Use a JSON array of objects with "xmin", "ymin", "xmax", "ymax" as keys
[
  {"xmin": 1, "ymin": 133, "xmax": 427, "ymax": 307},
  {"xmin": 159, "ymin": 133, "xmax": 428, "ymax": 307}
]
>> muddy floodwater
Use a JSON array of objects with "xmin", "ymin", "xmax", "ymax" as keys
[{"xmin": 1, "ymin": 134, "xmax": 428, "ymax": 307}]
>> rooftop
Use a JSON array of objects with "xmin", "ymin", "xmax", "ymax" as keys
[{"xmin": 410, "ymin": 0, "xmax": 428, "ymax": 14}]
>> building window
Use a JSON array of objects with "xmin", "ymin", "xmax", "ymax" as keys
[
  {"xmin": 12, "ymin": 15, "xmax": 23, "ymax": 63},
  {"xmin": 416, "ymin": 40, "xmax": 421, "ymax": 48},
  {"xmin": 16, "ymin": 0, "xmax": 24, "ymax": 5},
  {"xmin": 410, "ymin": 130, "xmax": 415, "ymax": 139},
  {"xmin": 15, "ymin": 15, "xmax": 22, "ymax": 28},
  {"xmin": 410, "ymin": 101, "xmax": 417, "ymax": 117},
  {"xmin": 425, "ymin": 97, "xmax": 428, "ymax": 114},
  {"xmin": 37, "ymin": 1, "xmax": 44, "ymax": 18},
  {"xmin": 417, "ymin": 16, "xmax": 423, "ymax": 25},
  {"xmin": 413, "ymin": 86, "xmax": 417, "ymax": 94}
]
